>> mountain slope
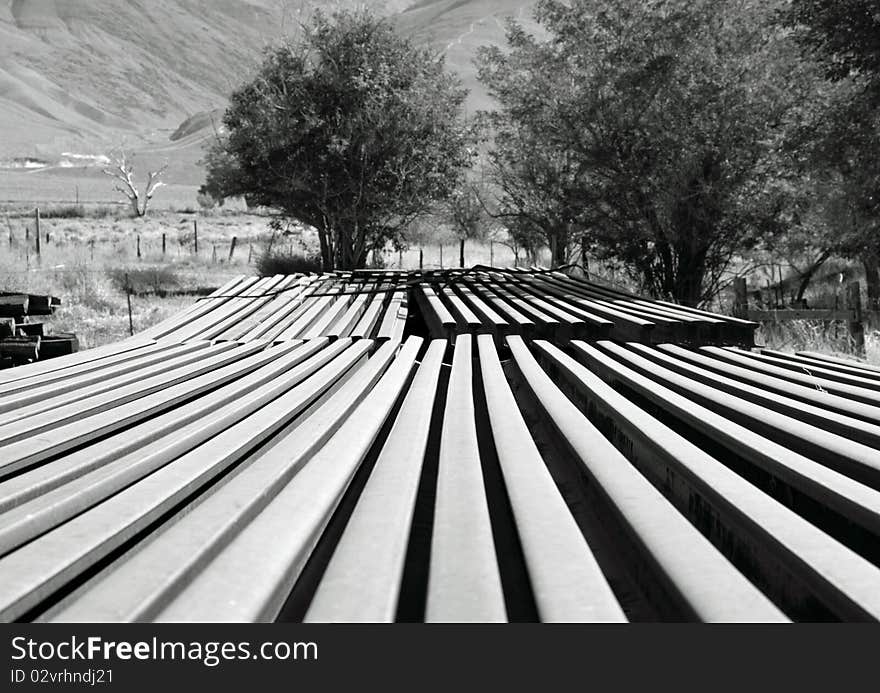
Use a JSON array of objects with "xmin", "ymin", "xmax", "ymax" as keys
[
  {"xmin": 395, "ymin": 0, "xmax": 534, "ymax": 112},
  {"xmin": 0, "ymin": 0, "xmax": 532, "ymax": 186},
  {"xmin": 0, "ymin": 0, "xmax": 287, "ymax": 159}
]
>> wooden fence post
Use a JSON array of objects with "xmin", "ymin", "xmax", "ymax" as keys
[
  {"xmin": 193, "ymin": 220, "xmax": 198, "ymax": 254},
  {"xmin": 228, "ymin": 236, "xmax": 237, "ymax": 261},
  {"xmin": 34, "ymin": 208, "xmax": 41, "ymax": 258},
  {"xmin": 733, "ymin": 277, "xmax": 748, "ymax": 319},
  {"xmin": 847, "ymin": 280, "xmax": 866, "ymax": 358},
  {"xmin": 125, "ymin": 273, "xmax": 134, "ymax": 337},
  {"xmin": 162, "ymin": 233, "xmax": 166, "ymax": 256},
  {"xmin": 489, "ymin": 240, "xmax": 494, "ymax": 267},
  {"xmin": 136, "ymin": 234, "xmax": 141, "ymax": 259},
  {"xmin": 419, "ymin": 248, "xmax": 423, "ymax": 270},
  {"xmin": 459, "ymin": 238, "xmax": 465, "ymax": 268},
  {"xmin": 439, "ymin": 243, "xmax": 443, "ymax": 269}
]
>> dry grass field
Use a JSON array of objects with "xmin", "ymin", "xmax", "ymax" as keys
[
  {"xmin": 756, "ymin": 321, "xmax": 880, "ymax": 365},
  {"xmin": 1, "ymin": 207, "xmax": 269, "ymax": 347},
  {"xmin": 1, "ymin": 202, "xmax": 877, "ymax": 363},
  {"xmin": 0, "ymin": 204, "xmax": 527, "ymax": 349}
]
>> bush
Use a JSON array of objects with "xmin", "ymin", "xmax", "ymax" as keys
[
  {"xmin": 107, "ymin": 267, "xmax": 181, "ymax": 294},
  {"xmin": 256, "ymin": 250, "xmax": 322, "ymax": 276},
  {"xmin": 58, "ymin": 267, "xmax": 117, "ymax": 312},
  {"xmin": 39, "ymin": 204, "xmax": 86, "ymax": 218},
  {"xmin": 37, "ymin": 204, "xmax": 118, "ymax": 219},
  {"xmin": 196, "ymin": 190, "xmax": 218, "ymax": 210}
]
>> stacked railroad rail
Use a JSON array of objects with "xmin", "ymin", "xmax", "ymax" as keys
[
  {"xmin": 0, "ymin": 292, "xmax": 76, "ymax": 369},
  {"xmin": 142, "ymin": 267, "xmax": 754, "ymax": 346},
  {"xmin": 1, "ymin": 268, "xmax": 879, "ymax": 623}
]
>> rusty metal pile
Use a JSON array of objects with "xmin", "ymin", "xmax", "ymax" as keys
[{"xmin": 0, "ymin": 268, "xmax": 878, "ymax": 623}]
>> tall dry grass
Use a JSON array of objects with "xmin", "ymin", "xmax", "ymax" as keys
[
  {"xmin": 0, "ymin": 210, "xmax": 271, "ymax": 348},
  {"xmin": 756, "ymin": 320, "xmax": 880, "ymax": 365}
]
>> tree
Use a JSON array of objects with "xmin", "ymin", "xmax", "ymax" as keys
[
  {"xmin": 441, "ymin": 172, "xmax": 497, "ymax": 267},
  {"xmin": 478, "ymin": 0, "xmax": 808, "ymax": 305},
  {"xmin": 784, "ymin": 0, "xmax": 880, "ymax": 80},
  {"xmin": 205, "ymin": 9, "xmax": 475, "ymax": 270},
  {"xmin": 783, "ymin": 0, "xmax": 880, "ymax": 307},
  {"xmin": 103, "ymin": 149, "xmax": 167, "ymax": 217},
  {"xmin": 478, "ymin": 107, "xmax": 585, "ymax": 268}
]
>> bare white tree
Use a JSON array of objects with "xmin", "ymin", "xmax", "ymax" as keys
[{"xmin": 103, "ymin": 149, "xmax": 167, "ymax": 217}]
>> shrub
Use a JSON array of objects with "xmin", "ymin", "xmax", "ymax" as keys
[
  {"xmin": 196, "ymin": 191, "xmax": 218, "ymax": 210},
  {"xmin": 107, "ymin": 267, "xmax": 181, "ymax": 294},
  {"xmin": 256, "ymin": 250, "xmax": 322, "ymax": 276},
  {"xmin": 39, "ymin": 205, "xmax": 86, "ymax": 218},
  {"xmin": 35, "ymin": 204, "xmax": 119, "ymax": 219},
  {"xmin": 58, "ymin": 267, "xmax": 117, "ymax": 312}
]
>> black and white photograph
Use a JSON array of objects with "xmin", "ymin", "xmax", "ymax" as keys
[{"xmin": 0, "ymin": 0, "xmax": 879, "ymax": 684}]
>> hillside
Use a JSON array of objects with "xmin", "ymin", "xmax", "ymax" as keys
[
  {"xmin": 0, "ymin": 1, "xmax": 284, "ymax": 160},
  {"xmin": 0, "ymin": 0, "xmax": 531, "ymax": 194},
  {"xmin": 395, "ymin": 0, "xmax": 533, "ymax": 112}
]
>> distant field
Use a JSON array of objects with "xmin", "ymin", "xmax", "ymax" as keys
[
  {"xmin": 0, "ymin": 168, "xmax": 202, "ymax": 210},
  {"xmin": 1, "ymin": 198, "xmax": 876, "ymax": 364},
  {"xmin": 0, "ymin": 208, "xmax": 270, "ymax": 348},
  {"xmin": 0, "ymin": 205, "xmax": 529, "ymax": 349}
]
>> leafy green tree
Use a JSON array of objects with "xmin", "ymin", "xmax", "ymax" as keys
[
  {"xmin": 205, "ymin": 9, "xmax": 475, "ymax": 269},
  {"xmin": 478, "ymin": 0, "xmax": 808, "ymax": 305}
]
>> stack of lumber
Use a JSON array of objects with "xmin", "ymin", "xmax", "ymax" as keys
[
  {"xmin": 144, "ymin": 268, "xmax": 754, "ymax": 347},
  {"xmin": 141, "ymin": 273, "xmax": 409, "ymax": 344},
  {"xmin": 411, "ymin": 267, "xmax": 757, "ymax": 345},
  {"xmin": 0, "ymin": 293, "xmax": 76, "ymax": 369},
  {"xmin": 2, "ymin": 269, "xmax": 880, "ymax": 623}
]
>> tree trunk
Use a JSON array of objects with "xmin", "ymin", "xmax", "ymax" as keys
[
  {"xmin": 795, "ymin": 249, "xmax": 832, "ymax": 304},
  {"xmin": 354, "ymin": 246, "xmax": 369, "ymax": 269},
  {"xmin": 672, "ymin": 247, "xmax": 707, "ymax": 307},
  {"xmin": 864, "ymin": 252, "xmax": 880, "ymax": 312},
  {"xmin": 553, "ymin": 236, "xmax": 566, "ymax": 268},
  {"xmin": 672, "ymin": 272, "xmax": 705, "ymax": 307},
  {"xmin": 547, "ymin": 229, "xmax": 568, "ymax": 268},
  {"xmin": 581, "ymin": 236, "xmax": 589, "ymax": 273},
  {"xmin": 653, "ymin": 236, "xmax": 675, "ymax": 300},
  {"xmin": 317, "ymin": 227, "xmax": 333, "ymax": 271},
  {"xmin": 349, "ymin": 223, "xmax": 371, "ymax": 270}
]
